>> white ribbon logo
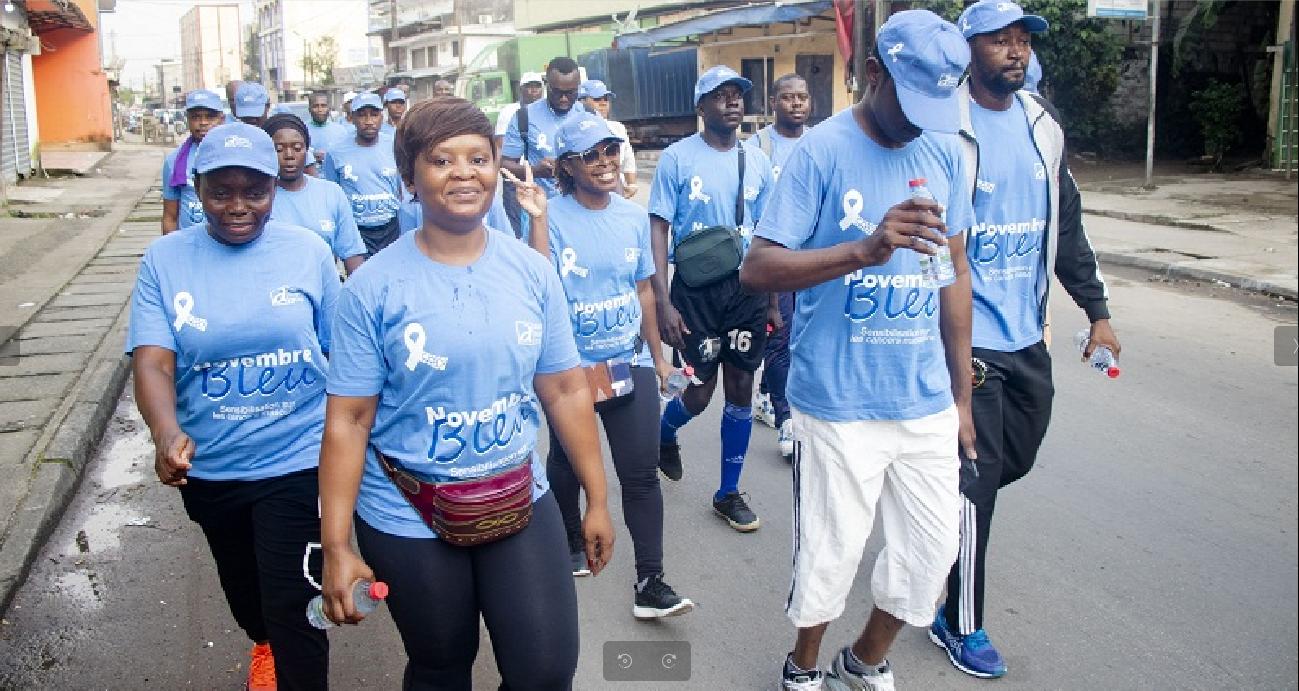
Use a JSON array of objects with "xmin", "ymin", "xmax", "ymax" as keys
[
  {"xmin": 535, "ymin": 133, "xmax": 551, "ymax": 152},
  {"xmin": 403, "ymin": 323, "xmax": 448, "ymax": 371},
  {"xmin": 172, "ymin": 292, "xmax": 208, "ymax": 332},
  {"xmin": 342, "ymin": 164, "xmax": 358, "ymax": 182},
  {"xmin": 559, "ymin": 247, "xmax": 589, "ymax": 278},
  {"xmin": 888, "ymin": 43, "xmax": 905, "ymax": 62},
  {"xmin": 838, "ymin": 189, "xmax": 868, "ymax": 232},
  {"xmin": 687, "ymin": 176, "xmax": 711, "ymax": 204}
]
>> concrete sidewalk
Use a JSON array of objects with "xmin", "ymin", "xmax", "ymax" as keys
[
  {"xmin": 0, "ymin": 145, "xmax": 162, "ymax": 612},
  {"xmin": 1078, "ymin": 172, "xmax": 1297, "ymax": 299}
]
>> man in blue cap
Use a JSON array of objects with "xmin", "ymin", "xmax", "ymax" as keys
[
  {"xmin": 321, "ymin": 93, "xmax": 403, "ymax": 255},
  {"xmin": 579, "ymin": 79, "xmax": 638, "ymax": 198},
  {"xmin": 741, "ymin": 10, "xmax": 975, "ymax": 689},
  {"xmin": 929, "ymin": 1, "xmax": 1120, "ymax": 679},
  {"xmin": 649, "ymin": 64, "xmax": 776, "ymax": 535},
  {"xmin": 233, "ymin": 82, "xmax": 270, "ymax": 127},
  {"xmin": 381, "ymin": 87, "xmax": 407, "ymax": 136},
  {"xmin": 306, "ymin": 91, "xmax": 347, "ymax": 160},
  {"xmin": 161, "ymin": 89, "xmax": 225, "ymax": 233}
]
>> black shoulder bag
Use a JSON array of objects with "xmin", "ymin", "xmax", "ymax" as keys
[{"xmin": 672, "ymin": 145, "xmax": 746, "ymax": 288}]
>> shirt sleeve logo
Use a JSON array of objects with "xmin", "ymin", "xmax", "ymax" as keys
[
  {"xmin": 403, "ymin": 323, "xmax": 449, "ymax": 371},
  {"xmin": 515, "ymin": 320, "xmax": 543, "ymax": 346},
  {"xmin": 687, "ymin": 176, "xmax": 712, "ymax": 204},
  {"xmin": 172, "ymin": 292, "xmax": 208, "ymax": 332},
  {"xmin": 625, "ymin": 247, "xmax": 641, "ymax": 263},
  {"xmin": 269, "ymin": 286, "xmax": 305, "ymax": 307},
  {"xmin": 1033, "ymin": 162, "xmax": 1047, "ymax": 180},
  {"xmin": 319, "ymin": 219, "xmax": 336, "ymax": 233}
]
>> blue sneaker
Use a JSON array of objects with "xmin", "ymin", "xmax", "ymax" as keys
[{"xmin": 928, "ymin": 607, "xmax": 1007, "ymax": 678}]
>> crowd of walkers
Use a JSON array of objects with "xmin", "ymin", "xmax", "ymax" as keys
[{"xmin": 132, "ymin": 3, "xmax": 1119, "ymax": 689}]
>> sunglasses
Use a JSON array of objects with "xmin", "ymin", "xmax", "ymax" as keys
[{"xmin": 565, "ymin": 141, "xmax": 621, "ymax": 167}]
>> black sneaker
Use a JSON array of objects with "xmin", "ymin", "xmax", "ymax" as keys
[
  {"xmin": 570, "ymin": 550, "xmax": 591, "ymax": 577},
  {"xmin": 632, "ymin": 573, "xmax": 694, "ymax": 619},
  {"xmin": 712, "ymin": 491, "xmax": 760, "ymax": 532},
  {"xmin": 659, "ymin": 442, "xmax": 683, "ymax": 481}
]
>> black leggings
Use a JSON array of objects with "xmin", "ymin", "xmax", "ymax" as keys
[
  {"xmin": 355, "ymin": 492, "xmax": 578, "ymax": 691},
  {"xmin": 547, "ymin": 365, "xmax": 664, "ymax": 580},
  {"xmin": 179, "ymin": 468, "xmax": 328, "ymax": 690}
]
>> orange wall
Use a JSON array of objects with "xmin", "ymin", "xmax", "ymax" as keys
[{"xmin": 31, "ymin": 1, "xmax": 113, "ymax": 148}]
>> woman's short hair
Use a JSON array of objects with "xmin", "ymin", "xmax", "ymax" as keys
[{"xmin": 394, "ymin": 97, "xmax": 495, "ymax": 186}]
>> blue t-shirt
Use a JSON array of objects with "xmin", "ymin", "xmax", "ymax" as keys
[
  {"xmin": 968, "ymin": 99, "xmax": 1050, "ymax": 352},
  {"xmin": 161, "ymin": 144, "xmax": 205, "ymax": 227},
  {"xmin": 396, "ymin": 182, "xmax": 513, "ymax": 238},
  {"xmin": 501, "ymin": 100, "xmax": 587, "ymax": 197},
  {"xmin": 648, "ymin": 133, "xmax": 774, "ymax": 258},
  {"xmin": 322, "ymin": 133, "xmax": 402, "ymax": 227},
  {"xmin": 271, "ymin": 176, "xmax": 367, "ymax": 261},
  {"xmin": 126, "ymin": 221, "xmax": 340, "ymax": 480},
  {"xmin": 380, "ymin": 121, "xmax": 397, "ymax": 138},
  {"xmin": 307, "ymin": 119, "xmax": 348, "ymax": 152},
  {"xmin": 753, "ymin": 125, "xmax": 805, "ymax": 181},
  {"xmin": 755, "ymin": 109, "xmax": 975, "ymax": 422},
  {"xmin": 545, "ymin": 194, "xmax": 655, "ymax": 366},
  {"xmin": 327, "ymin": 231, "xmax": 581, "ymax": 538}
]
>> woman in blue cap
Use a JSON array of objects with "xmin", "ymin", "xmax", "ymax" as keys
[
  {"xmin": 129, "ymin": 122, "xmax": 340, "ymax": 690},
  {"xmin": 524, "ymin": 111, "xmax": 695, "ymax": 620},
  {"xmin": 317, "ymin": 97, "xmax": 614, "ymax": 690}
]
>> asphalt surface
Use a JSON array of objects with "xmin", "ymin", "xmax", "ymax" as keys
[{"xmin": 0, "ymin": 264, "xmax": 1295, "ymax": 690}]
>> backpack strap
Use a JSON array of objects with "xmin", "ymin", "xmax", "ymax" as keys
[{"xmin": 518, "ymin": 101, "xmax": 531, "ymax": 163}]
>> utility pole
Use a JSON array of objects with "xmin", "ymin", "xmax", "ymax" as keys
[{"xmin": 1144, "ymin": 0, "xmax": 1161, "ymax": 189}]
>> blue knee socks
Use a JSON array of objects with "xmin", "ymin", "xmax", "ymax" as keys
[
  {"xmin": 717, "ymin": 403, "xmax": 752, "ymax": 500},
  {"xmin": 660, "ymin": 396, "xmax": 695, "ymax": 445}
]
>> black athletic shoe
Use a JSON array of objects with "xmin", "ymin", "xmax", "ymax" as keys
[
  {"xmin": 659, "ymin": 442, "xmax": 683, "ymax": 481},
  {"xmin": 632, "ymin": 573, "xmax": 695, "ymax": 619},
  {"xmin": 712, "ymin": 491, "xmax": 760, "ymax": 532},
  {"xmin": 570, "ymin": 550, "xmax": 591, "ymax": 577}
]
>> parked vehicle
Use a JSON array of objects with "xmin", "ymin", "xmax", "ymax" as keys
[
  {"xmin": 578, "ymin": 46, "xmax": 699, "ymax": 146},
  {"xmin": 456, "ymin": 32, "xmax": 613, "ymax": 127}
]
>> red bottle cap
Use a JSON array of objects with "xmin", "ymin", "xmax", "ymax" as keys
[
  {"xmin": 683, "ymin": 365, "xmax": 694, "ymax": 376},
  {"xmin": 1106, "ymin": 366, "xmax": 1121, "ymax": 379},
  {"xmin": 368, "ymin": 581, "xmax": 390, "ymax": 600},
  {"xmin": 908, "ymin": 178, "xmax": 927, "ymax": 186}
]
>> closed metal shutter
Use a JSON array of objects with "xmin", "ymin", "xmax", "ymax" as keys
[{"xmin": 2, "ymin": 50, "xmax": 32, "ymax": 184}]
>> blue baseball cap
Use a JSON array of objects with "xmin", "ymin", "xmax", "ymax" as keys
[
  {"xmin": 351, "ymin": 93, "xmax": 383, "ymax": 112},
  {"xmin": 185, "ymin": 89, "xmax": 223, "ymax": 113},
  {"xmin": 694, "ymin": 65, "xmax": 752, "ymax": 105},
  {"xmin": 876, "ymin": 10, "xmax": 971, "ymax": 134},
  {"xmin": 383, "ymin": 89, "xmax": 407, "ymax": 103},
  {"xmin": 555, "ymin": 112, "xmax": 623, "ymax": 158},
  {"xmin": 958, "ymin": 0, "xmax": 1049, "ymax": 39},
  {"xmin": 579, "ymin": 80, "xmax": 614, "ymax": 100},
  {"xmin": 192, "ymin": 122, "xmax": 278, "ymax": 177},
  {"xmin": 1024, "ymin": 52, "xmax": 1043, "ymax": 93},
  {"xmin": 233, "ymin": 82, "xmax": 269, "ymax": 118}
]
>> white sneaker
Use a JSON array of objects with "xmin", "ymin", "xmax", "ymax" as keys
[
  {"xmin": 755, "ymin": 392, "xmax": 777, "ymax": 428},
  {"xmin": 826, "ymin": 648, "xmax": 895, "ymax": 691},
  {"xmin": 778, "ymin": 419, "xmax": 794, "ymax": 461},
  {"xmin": 781, "ymin": 654, "xmax": 825, "ymax": 690}
]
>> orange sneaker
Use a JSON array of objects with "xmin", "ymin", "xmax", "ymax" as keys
[{"xmin": 247, "ymin": 642, "xmax": 277, "ymax": 690}]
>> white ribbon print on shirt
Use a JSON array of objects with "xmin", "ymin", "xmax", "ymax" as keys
[
  {"xmin": 172, "ymin": 292, "xmax": 208, "ymax": 333},
  {"xmin": 403, "ymin": 323, "xmax": 449, "ymax": 371},
  {"xmin": 838, "ymin": 189, "xmax": 871, "ymax": 234},
  {"xmin": 535, "ymin": 133, "xmax": 552, "ymax": 153},
  {"xmin": 559, "ymin": 247, "xmax": 589, "ymax": 278},
  {"xmin": 687, "ymin": 176, "xmax": 711, "ymax": 204}
]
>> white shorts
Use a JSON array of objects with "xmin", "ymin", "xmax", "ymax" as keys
[{"xmin": 785, "ymin": 404, "xmax": 961, "ymax": 628}]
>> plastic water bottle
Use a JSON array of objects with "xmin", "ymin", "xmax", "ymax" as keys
[
  {"xmin": 1074, "ymin": 329, "xmax": 1121, "ymax": 379},
  {"xmin": 661, "ymin": 365, "xmax": 694, "ymax": 402},
  {"xmin": 306, "ymin": 580, "xmax": 389, "ymax": 629},
  {"xmin": 908, "ymin": 178, "xmax": 955, "ymax": 288}
]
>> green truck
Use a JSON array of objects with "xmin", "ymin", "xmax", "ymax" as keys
[{"xmin": 456, "ymin": 32, "xmax": 614, "ymax": 126}]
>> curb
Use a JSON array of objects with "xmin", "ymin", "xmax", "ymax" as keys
[
  {"xmin": 1096, "ymin": 250, "xmax": 1299, "ymax": 301},
  {"xmin": 0, "ymin": 302, "xmax": 131, "ymax": 615},
  {"xmin": 1082, "ymin": 207, "xmax": 1227, "ymax": 233}
]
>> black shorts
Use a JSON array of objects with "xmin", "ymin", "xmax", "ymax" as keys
[
  {"xmin": 670, "ymin": 271, "xmax": 769, "ymax": 381},
  {"xmin": 358, "ymin": 217, "xmax": 401, "ymax": 256}
]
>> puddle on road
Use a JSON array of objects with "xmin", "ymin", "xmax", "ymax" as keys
[
  {"xmin": 61, "ymin": 400, "xmax": 154, "ymax": 556},
  {"xmin": 67, "ymin": 504, "xmax": 152, "ymax": 555},
  {"xmin": 95, "ymin": 403, "xmax": 150, "ymax": 489},
  {"xmin": 50, "ymin": 571, "xmax": 103, "ymax": 610}
]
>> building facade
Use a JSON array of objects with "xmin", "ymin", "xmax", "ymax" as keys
[
  {"xmin": 368, "ymin": 0, "xmax": 514, "ymax": 100},
  {"xmin": 180, "ymin": 3, "xmax": 244, "ymax": 93},
  {"xmin": 255, "ymin": 0, "xmax": 376, "ymax": 101},
  {"xmin": 156, "ymin": 58, "xmax": 183, "ymax": 109}
]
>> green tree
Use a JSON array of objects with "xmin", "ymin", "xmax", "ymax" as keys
[
  {"xmin": 301, "ymin": 36, "xmax": 339, "ymax": 87},
  {"xmin": 244, "ymin": 23, "xmax": 262, "ymax": 82},
  {"xmin": 1189, "ymin": 80, "xmax": 1242, "ymax": 168}
]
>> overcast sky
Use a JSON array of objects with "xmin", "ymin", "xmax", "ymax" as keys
[{"xmin": 101, "ymin": 0, "xmax": 253, "ymax": 91}]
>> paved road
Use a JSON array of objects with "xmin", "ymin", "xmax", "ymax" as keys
[{"xmin": 1, "ymin": 264, "xmax": 1295, "ymax": 690}]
